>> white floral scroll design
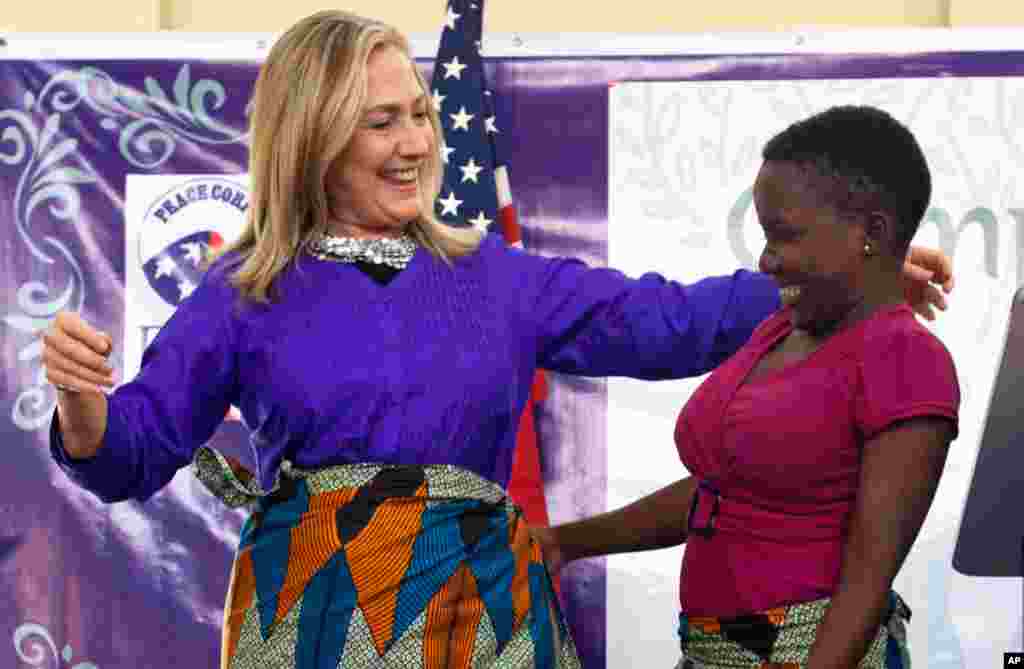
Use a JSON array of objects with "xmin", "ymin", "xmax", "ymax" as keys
[
  {"xmin": 1, "ymin": 90, "xmax": 92, "ymax": 431},
  {"xmin": 12, "ymin": 623, "xmax": 99, "ymax": 668},
  {"xmin": 34, "ymin": 64, "xmax": 248, "ymax": 169},
  {"xmin": 2, "ymin": 64, "xmax": 248, "ymax": 431}
]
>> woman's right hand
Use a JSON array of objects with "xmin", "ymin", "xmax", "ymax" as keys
[{"xmin": 42, "ymin": 311, "xmax": 115, "ymax": 394}]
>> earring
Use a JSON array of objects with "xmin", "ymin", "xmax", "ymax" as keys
[{"xmin": 864, "ymin": 243, "xmax": 872, "ymax": 256}]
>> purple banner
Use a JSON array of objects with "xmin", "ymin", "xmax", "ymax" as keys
[{"xmin": 1, "ymin": 60, "xmax": 254, "ymax": 669}]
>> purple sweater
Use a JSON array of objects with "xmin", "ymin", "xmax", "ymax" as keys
[{"xmin": 51, "ymin": 233, "xmax": 779, "ymax": 502}]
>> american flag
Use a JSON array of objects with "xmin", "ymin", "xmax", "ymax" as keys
[{"xmin": 430, "ymin": 0, "xmax": 550, "ymax": 528}]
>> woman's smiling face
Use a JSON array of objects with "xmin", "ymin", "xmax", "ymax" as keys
[
  {"xmin": 326, "ymin": 45, "xmax": 433, "ymax": 238},
  {"xmin": 754, "ymin": 160, "xmax": 871, "ymax": 335}
]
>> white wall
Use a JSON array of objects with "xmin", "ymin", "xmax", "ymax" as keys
[{"xmin": 4, "ymin": 0, "xmax": 1021, "ymax": 34}]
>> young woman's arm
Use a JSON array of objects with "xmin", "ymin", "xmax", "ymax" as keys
[
  {"xmin": 804, "ymin": 416, "xmax": 954, "ymax": 669},
  {"xmin": 533, "ymin": 476, "xmax": 697, "ymax": 575}
]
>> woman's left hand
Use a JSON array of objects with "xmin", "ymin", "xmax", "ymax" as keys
[{"xmin": 903, "ymin": 245, "xmax": 954, "ymax": 321}]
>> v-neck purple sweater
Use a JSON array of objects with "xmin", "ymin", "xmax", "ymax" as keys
[{"xmin": 51, "ymin": 234, "xmax": 779, "ymax": 503}]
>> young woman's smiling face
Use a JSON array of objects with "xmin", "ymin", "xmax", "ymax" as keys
[{"xmin": 754, "ymin": 160, "xmax": 870, "ymax": 335}]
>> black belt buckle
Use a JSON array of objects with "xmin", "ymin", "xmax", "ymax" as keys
[{"xmin": 687, "ymin": 480, "xmax": 720, "ymax": 539}]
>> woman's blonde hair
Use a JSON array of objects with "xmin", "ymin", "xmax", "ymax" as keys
[{"xmin": 226, "ymin": 10, "xmax": 482, "ymax": 301}]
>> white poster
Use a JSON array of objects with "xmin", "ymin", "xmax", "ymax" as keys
[{"xmin": 123, "ymin": 173, "xmax": 251, "ymax": 379}]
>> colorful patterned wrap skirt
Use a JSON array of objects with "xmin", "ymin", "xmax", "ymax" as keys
[
  {"xmin": 673, "ymin": 592, "xmax": 912, "ymax": 669},
  {"xmin": 192, "ymin": 447, "xmax": 582, "ymax": 669}
]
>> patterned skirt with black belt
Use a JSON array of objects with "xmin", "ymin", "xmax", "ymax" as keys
[{"xmin": 192, "ymin": 447, "xmax": 581, "ymax": 669}]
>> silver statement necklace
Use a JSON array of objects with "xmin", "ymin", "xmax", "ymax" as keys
[{"xmin": 307, "ymin": 232, "xmax": 418, "ymax": 270}]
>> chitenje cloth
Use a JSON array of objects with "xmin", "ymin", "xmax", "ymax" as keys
[
  {"xmin": 193, "ymin": 447, "xmax": 582, "ymax": 668},
  {"xmin": 673, "ymin": 592, "xmax": 912, "ymax": 669}
]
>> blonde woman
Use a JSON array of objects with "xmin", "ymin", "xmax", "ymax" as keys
[{"xmin": 42, "ymin": 11, "xmax": 954, "ymax": 668}]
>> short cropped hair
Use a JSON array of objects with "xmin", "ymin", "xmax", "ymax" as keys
[{"xmin": 762, "ymin": 105, "xmax": 931, "ymax": 256}]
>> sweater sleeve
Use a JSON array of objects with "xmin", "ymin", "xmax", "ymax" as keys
[
  {"xmin": 509, "ymin": 244, "xmax": 781, "ymax": 379},
  {"xmin": 50, "ymin": 259, "xmax": 242, "ymax": 503}
]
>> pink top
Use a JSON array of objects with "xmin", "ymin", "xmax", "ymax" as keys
[{"xmin": 675, "ymin": 304, "xmax": 959, "ymax": 617}]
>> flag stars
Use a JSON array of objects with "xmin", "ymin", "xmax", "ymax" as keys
[
  {"xmin": 177, "ymin": 278, "xmax": 197, "ymax": 300},
  {"xmin": 468, "ymin": 211, "xmax": 492, "ymax": 231},
  {"xmin": 154, "ymin": 256, "xmax": 177, "ymax": 279},
  {"xmin": 442, "ymin": 56, "xmax": 468, "ymax": 80},
  {"xmin": 459, "ymin": 157, "xmax": 484, "ymax": 183},
  {"xmin": 431, "ymin": 7, "xmax": 507, "ymax": 237},
  {"xmin": 444, "ymin": 6, "xmax": 461, "ymax": 30},
  {"xmin": 438, "ymin": 191, "xmax": 463, "ymax": 216},
  {"xmin": 181, "ymin": 241, "xmax": 204, "ymax": 266},
  {"xmin": 449, "ymin": 106, "xmax": 474, "ymax": 131},
  {"xmin": 440, "ymin": 141, "xmax": 455, "ymax": 165}
]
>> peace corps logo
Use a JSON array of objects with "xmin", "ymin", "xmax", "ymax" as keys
[{"xmin": 137, "ymin": 176, "xmax": 249, "ymax": 307}]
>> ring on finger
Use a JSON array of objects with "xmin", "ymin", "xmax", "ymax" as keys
[{"xmin": 53, "ymin": 383, "xmax": 79, "ymax": 393}]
